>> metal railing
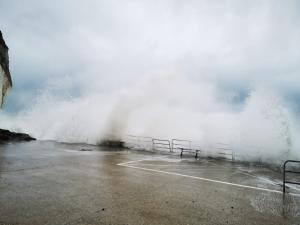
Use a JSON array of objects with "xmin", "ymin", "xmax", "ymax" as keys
[
  {"xmin": 179, "ymin": 148, "xmax": 201, "ymax": 158},
  {"xmin": 172, "ymin": 139, "xmax": 202, "ymax": 158},
  {"xmin": 215, "ymin": 143, "xmax": 235, "ymax": 161},
  {"xmin": 152, "ymin": 138, "xmax": 172, "ymax": 152},
  {"xmin": 171, "ymin": 139, "xmax": 191, "ymax": 152},
  {"xmin": 283, "ymin": 160, "xmax": 300, "ymax": 193},
  {"xmin": 124, "ymin": 135, "xmax": 153, "ymax": 151},
  {"xmin": 122, "ymin": 134, "xmax": 234, "ymax": 161}
]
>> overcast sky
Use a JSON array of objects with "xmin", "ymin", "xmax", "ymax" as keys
[{"xmin": 0, "ymin": 0, "xmax": 300, "ymax": 114}]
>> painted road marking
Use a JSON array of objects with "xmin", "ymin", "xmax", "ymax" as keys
[
  {"xmin": 117, "ymin": 156, "xmax": 168, "ymax": 166},
  {"xmin": 118, "ymin": 158, "xmax": 300, "ymax": 197}
]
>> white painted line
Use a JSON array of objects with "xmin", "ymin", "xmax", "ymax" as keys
[
  {"xmin": 209, "ymin": 161, "xmax": 285, "ymax": 187},
  {"xmin": 123, "ymin": 163, "xmax": 233, "ymax": 169},
  {"xmin": 118, "ymin": 163, "xmax": 300, "ymax": 197},
  {"xmin": 117, "ymin": 156, "xmax": 168, "ymax": 166}
]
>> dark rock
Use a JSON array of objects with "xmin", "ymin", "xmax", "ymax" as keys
[
  {"xmin": 80, "ymin": 148, "xmax": 92, "ymax": 151},
  {"xmin": 99, "ymin": 140, "xmax": 124, "ymax": 148},
  {"xmin": 0, "ymin": 128, "xmax": 36, "ymax": 143}
]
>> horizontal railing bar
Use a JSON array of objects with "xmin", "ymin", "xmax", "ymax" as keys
[
  {"xmin": 285, "ymin": 171, "xmax": 300, "ymax": 174},
  {"xmin": 172, "ymin": 138, "xmax": 191, "ymax": 141},
  {"xmin": 181, "ymin": 149, "xmax": 201, "ymax": 152},
  {"xmin": 173, "ymin": 147, "xmax": 191, "ymax": 149},
  {"xmin": 285, "ymin": 181, "xmax": 300, "ymax": 185},
  {"xmin": 173, "ymin": 143, "xmax": 189, "ymax": 146},
  {"xmin": 284, "ymin": 160, "xmax": 300, "ymax": 164}
]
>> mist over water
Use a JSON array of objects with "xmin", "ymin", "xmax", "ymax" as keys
[{"xmin": 1, "ymin": 72, "xmax": 299, "ymax": 164}]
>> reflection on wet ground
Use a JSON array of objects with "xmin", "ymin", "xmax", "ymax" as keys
[{"xmin": 0, "ymin": 141, "xmax": 299, "ymax": 225}]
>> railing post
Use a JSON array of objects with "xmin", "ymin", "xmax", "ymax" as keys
[
  {"xmin": 282, "ymin": 160, "xmax": 300, "ymax": 194},
  {"xmin": 283, "ymin": 161, "xmax": 286, "ymax": 193},
  {"xmin": 152, "ymin": 138, "xmax": 155, "ymax": 151}
]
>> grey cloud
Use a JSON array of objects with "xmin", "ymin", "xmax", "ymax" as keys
[{"xmin": 0, "ymin": 0, "xmax": 299, "ymax": 113}]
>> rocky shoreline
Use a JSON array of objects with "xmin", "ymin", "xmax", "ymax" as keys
[{"xmin": 0, "ymin": 128, "xmax": 36, "ymax": 143}]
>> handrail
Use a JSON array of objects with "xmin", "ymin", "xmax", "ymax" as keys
[
  {"xmin": 124, "ymin": 134, "xmax": 235, "ymax": 161},
  {"xmin": 171, "ymin": 139, "xmax": 192, "ymax": 152},
  {"xmin": 152, "ymin": 138, "xmax": 172, "ymax": 152},
  {"xmin": 178, "ymin": 147, "xmax": 201, "ymax": 159},
  {"xmin": 283, "ymin": 160, "xmax": 300, "ymax": 193},
  {"xmin": 172, "ymin": 138, "xmax": 202, "ymax": 158},
  {"xmin": 214, "ymin": 143, "xmax": 235, "ymax": 161}
]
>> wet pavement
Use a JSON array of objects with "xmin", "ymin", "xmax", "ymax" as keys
[{"xmin": 0, "ymin": 141, "xmax": 299, "ymax": 225}]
